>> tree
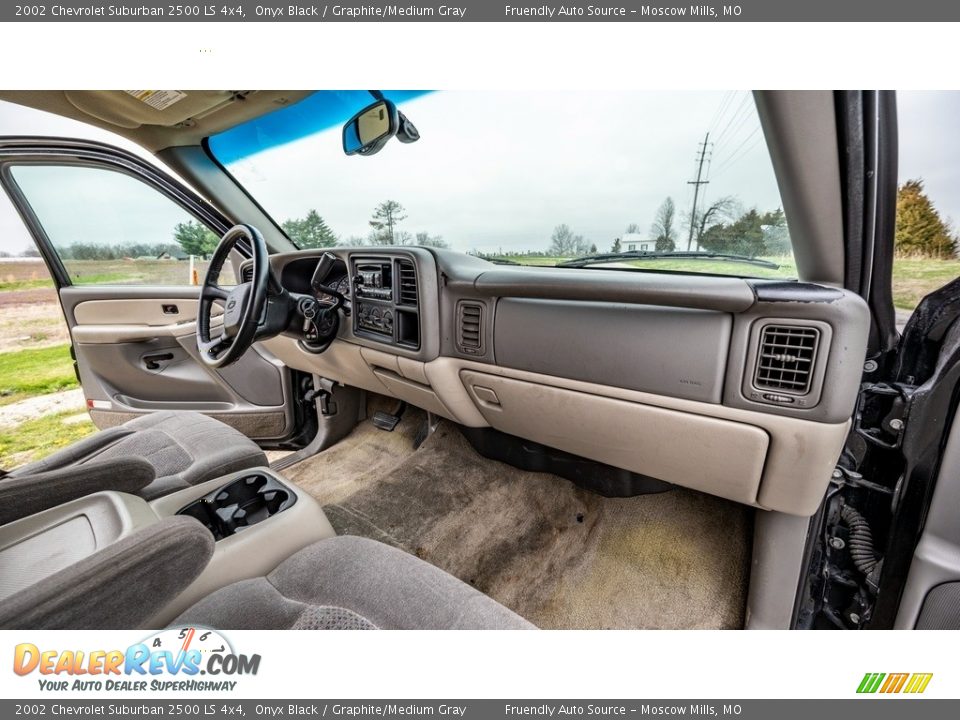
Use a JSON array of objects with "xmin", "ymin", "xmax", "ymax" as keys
[
  {"xmin": 611, "ymin": 238, "xmax": 622, "ymax": 253},
  {"xmin": 760, "ymin": 208, "xmax": 791, "ymax": 256},
  {"xmin": 690, "ymin": 196, "xmax": 739, "ymax": 251},
  {"xmin": 625, "ymin": 223, "xmax": 640, "ymax": 234},
  {"xmin": 21, "ymin": 246, "xmax": 40, "ymax": 258},
  {"xmin": 698, "ymin": 208, "xmax": 768, "ymax": 257},
  {"xmin": 369, "ymin": 200, "xmax": 407, "ymax": 245},
  {"xmin": 174, "ymin": 220, "xmax": 219, "ymax": 258},
  {"xmin": 282, "ymin": 210, "xmax": 337, "ymax": 249},
  {"xmin": 650, "ymin": 197, "xmax": 677, "ymax": 252},
  {"xmin": 415, "ymin": 231, "xmax": 449, "ymax": 248},
  {"xmin": 589, "ymin": 243, "xmax": 598, "ymax": 254},
  {"xmin": 548, "ymin": 224, "xmax": 590, "ymax": 256},
  {"xmin": 895, "ymin": 179, "xmax": 957, "ymax": 258}
]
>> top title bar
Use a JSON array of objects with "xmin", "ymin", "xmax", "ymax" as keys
[{"xmin": 3, "ymin": 1, "xmax": 959, "ymax": 22}]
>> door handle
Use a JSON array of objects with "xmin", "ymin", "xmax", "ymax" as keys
[{"xmin": 143, "ymin": 352, "xmax": 175, "ymax": 370}]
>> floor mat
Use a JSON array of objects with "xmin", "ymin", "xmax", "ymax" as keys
[{"xmin": 287, "ymin": 417, "xmax": 752, "ymax": 629}]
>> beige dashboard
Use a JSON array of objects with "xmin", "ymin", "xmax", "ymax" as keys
[{"xmin": 260, "ymin": 247, "xmax": 869, "ymax": 517}]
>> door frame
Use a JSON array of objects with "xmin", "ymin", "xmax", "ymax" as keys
[{"xmin": 0, "ymin": 136, "xmax": 242, "ymax": 290}]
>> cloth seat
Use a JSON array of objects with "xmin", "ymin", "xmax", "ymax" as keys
[
  {"xmin": 175, "ymin": 535, "xmax": 535, "ymax": 630},
  {"xmin": 8, "ymin": 411, "xmax": 268, "ymax": 501},
  {"xmin": 0, "ymin": 518, "xmax": 534, "ymax": 630}
]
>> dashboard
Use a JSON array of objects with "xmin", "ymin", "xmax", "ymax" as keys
[{"xmin": 253, "ymin": 246, "xmax": 871, "ymax": 518}]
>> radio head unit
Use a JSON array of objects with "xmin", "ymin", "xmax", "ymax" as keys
[{"xmin": 354, "ymin": 261, "xmax": 393, "ymax": 300}]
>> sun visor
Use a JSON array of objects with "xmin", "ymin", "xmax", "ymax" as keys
[{"xmin": 63, "ymin": 90, "xmax": 241, "ymax": 128}]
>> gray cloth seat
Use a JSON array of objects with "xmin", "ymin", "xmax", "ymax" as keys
[
  {"xmin": 8, "ymin": 411, "xmax": 268, "ymax": 501},
  {"xmin": 0, "ymin": 517, "xmax": 534, "ymax": 630},
  {"xmin": 175, "ymin": 535, "xmax": 535, "ymax": 630}
]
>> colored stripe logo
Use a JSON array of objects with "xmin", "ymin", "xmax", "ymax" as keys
[{"xmin": 857, "ymin": 672, "xmax": 933, "ymax": 694}]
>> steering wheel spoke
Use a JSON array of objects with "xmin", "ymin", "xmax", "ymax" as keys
[
  {"xmin": 198, "ymin": 332, "xmax": 231, "ymax": 356},
  {"xmin": 201, "ymin": 283, "xmax": 230, "ymax": 301}
]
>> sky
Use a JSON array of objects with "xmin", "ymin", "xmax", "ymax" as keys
[
  {"xmin": 0, "ymin": 91, "xmax": 958, "ymax": 256},
  {"xmin": 216, "ymin": 90, "xmax": 783, "ymax": 254}
]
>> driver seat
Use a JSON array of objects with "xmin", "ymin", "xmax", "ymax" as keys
[{"xmin": 0, "ymin": 411, "xmax": 268, "ymax": 523}]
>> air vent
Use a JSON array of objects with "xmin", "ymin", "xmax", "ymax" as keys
[
  {"xmin": 397, "ymin": 260, "xmax": 418, "ymax": 306},
  {"xmin": 457, "ymin": 302, "xmax": 484, "ymax": 355},
  {"xmin": 241, "ymin": 263, "xmax": 253, "ymax": 283},
  {"xmin": 754, "ymin": 324, "xmax": 820, "ymax": 395}
]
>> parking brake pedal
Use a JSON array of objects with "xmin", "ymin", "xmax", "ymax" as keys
[{"xmin": 372, "ymin": 402, "xmax": 407, "ymax": 432}]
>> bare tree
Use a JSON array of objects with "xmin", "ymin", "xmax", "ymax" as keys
[
  {"xmin": 690, "ymin": 196, "xmax": 739, "ymax": 250},
  {"xmin": 548, "ymin": 224, "xmax": 591, "ymax": 257},
  {"xmin": 415, "ymin": 231, "xmax": 449, "ymax": 248},
  {"xmin": 650, "ymin": 197, "xmax": 677, "ymax": 252}
]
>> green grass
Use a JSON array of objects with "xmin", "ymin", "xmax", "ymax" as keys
[
  {"xmin": 889, "ymin": 258, "xmax": 960, "ymax": 310},
  {"xmin": 67, "ymin": 271, "xmax": 140, "ymax": 285},
  {"xmin": 0, "ymin": 277, "xmax": 54, "ymax": 291},
  {"xmin": 0, "ymin": 410, "xmax": 96, "ymax": 466},
  {"xmin": 0, "ymin": 344, "xmax": 79, "ymax": 406}
]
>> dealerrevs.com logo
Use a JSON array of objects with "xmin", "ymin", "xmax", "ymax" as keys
[
  {"xmin": 857, "ymin": 672, "xmax": 933, "ymax": 694},
  {"xmin": 12, "ymin": 627, "xmax": 261, "ymax": 692}
]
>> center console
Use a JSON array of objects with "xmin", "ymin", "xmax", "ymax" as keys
[
  {"xmin": 176, "ymin": 472, "xmax": 296, "ymax": 540},
  {"xmin": 352, "ymin": 255, "xmax": 421, "ymax": 349},
  {"xmin": 0, "ymin": 467, "xmax": 336, "ymax": 629}
]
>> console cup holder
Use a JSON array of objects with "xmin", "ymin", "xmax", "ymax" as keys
[{"xmin": 176, "ymin": 473, "xmax": 296, "ymax": 540}]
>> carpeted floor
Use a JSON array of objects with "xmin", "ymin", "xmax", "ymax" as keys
[{"xmin": 284, "ymin": 410, "xmax": 752, "ymax": 629}]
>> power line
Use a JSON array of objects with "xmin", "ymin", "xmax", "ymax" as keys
[
  {"xmin": 707, "ymin": 91, "xmax": 735, "ymax": 137},
  {"xmin": 712, "ymin": 92, "xmax": 751, "ymax": 150},
  {"xmin": 712, "ymin": 124, "xmax": 762, "ymax": 178}
]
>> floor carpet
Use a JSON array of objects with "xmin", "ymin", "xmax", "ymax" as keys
[{"xmin": 285, "ymin": 411, "xmax": 752, "ymax": 629}]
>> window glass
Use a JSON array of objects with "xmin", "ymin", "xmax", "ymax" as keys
[
  {"xmin": 9, "ymin": 164, "xmax": 234, "ymax": 286},
  {"xmin": 893, "ymin": 91, "xmax": 960, "ymax": 324},
  {"xmin": 211, "ymin": 90, "xmax": 795, "ymax": 279}
]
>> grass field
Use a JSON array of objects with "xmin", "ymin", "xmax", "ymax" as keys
[
  {"xmin": 0, "ymin": 257, "xmax": 226, "ymax": 289},
  {"xmin": 0, "ymin": 344, "xmax": 79, "ymax": 406},
  {"xmin": 0, "ymin": 410, "xmax": 96, "ymax": 467}
]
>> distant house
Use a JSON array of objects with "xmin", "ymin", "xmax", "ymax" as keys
[
  {"xmin": 156, "ymin": 249, "xmax": 189, "ymax": 261},
  {"xmin": 621, "ymin": 232, "xmax": 655, "ymax": 252}
]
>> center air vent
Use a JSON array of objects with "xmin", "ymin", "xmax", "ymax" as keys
[
  {"xmin": 397, "ymin": 259, "xmax": 418, "ymax": 306},
  {"xmin": 754, "ymin": 324, "xmax": 820, "ymax": 395},
  {"xmin": 241, "ymin": 263, "xmax": 253, "ymax": 283},
  {"xmin": 457, "ymin": 301, "xmax": 485, "ymax": 355}
]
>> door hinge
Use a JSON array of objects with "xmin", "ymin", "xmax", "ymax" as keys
[{"xmin": 853, "ymin": 381, "xmax": 915, "ymax": 450}]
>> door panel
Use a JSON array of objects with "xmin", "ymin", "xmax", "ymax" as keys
[
  {"xmin": 0, "ymin": 139, "xmax": 296, "ymax": 445},
  {"xmin": 61, "ymin": 286, "xmax": 293, "ymax": 441}
]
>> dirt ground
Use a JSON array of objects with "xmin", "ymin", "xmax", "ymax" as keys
[{"xmin": 0, "ymin": 294, "xmax": 68, "ymax": 352}]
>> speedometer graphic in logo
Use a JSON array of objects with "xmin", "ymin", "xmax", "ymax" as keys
[{"xmin": 143, "ymin": 627, "xmax": 234, "ymax": 657}]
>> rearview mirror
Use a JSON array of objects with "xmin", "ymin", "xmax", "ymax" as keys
[{"xmin": 342, "ymin": 100, "xmax": 398, "ymax": 156}]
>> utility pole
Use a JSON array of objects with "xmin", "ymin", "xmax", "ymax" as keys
[{"xmin": 686, "ymin": 132, "xmax": 711, "ymax": 251}]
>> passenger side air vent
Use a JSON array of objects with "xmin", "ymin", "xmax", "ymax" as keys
[
  {"xmin": 754, "ymin": 324, "xmax": 820, "ymax": 395},
  {"xmin": 397, "ymin": 260, "xmax": 418, "ymax": 306},
  {"xmin": 457, "ymin": 301, "xmax": 485, "ymax": 355}
]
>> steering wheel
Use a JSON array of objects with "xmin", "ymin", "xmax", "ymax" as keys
[{"xmin": 197, "ymin": 224, "xmax": 270, "ymax": 369}]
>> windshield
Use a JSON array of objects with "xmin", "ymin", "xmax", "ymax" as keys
[{"xmin": 208, "ymin": 90, "xmax": 796, "ymax": 279}]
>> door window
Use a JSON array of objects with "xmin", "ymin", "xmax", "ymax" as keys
[{"xmin": 7, "ymin": 163, "xmax": 234, "ymax": 286}]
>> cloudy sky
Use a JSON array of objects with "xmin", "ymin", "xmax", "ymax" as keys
[{"xmin": 0, "ymin": 91, "xmax": 958, "ymax": 256}]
